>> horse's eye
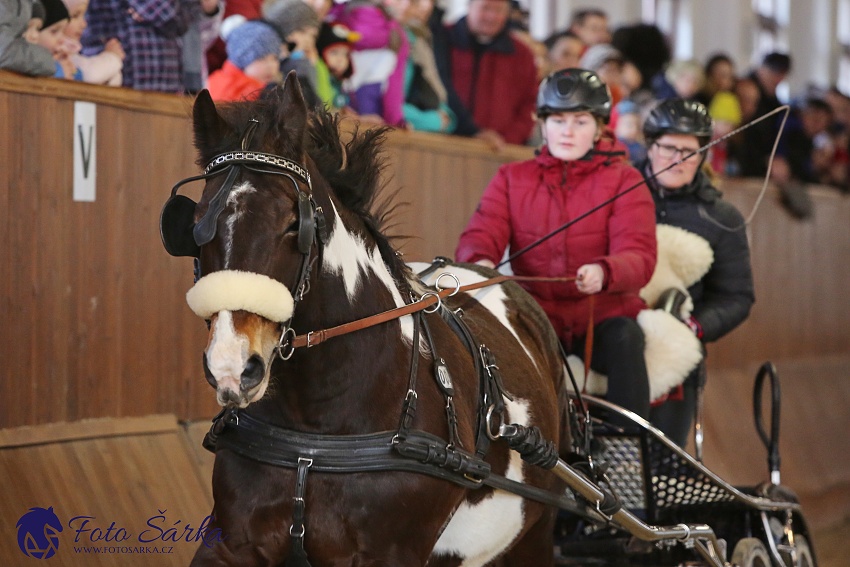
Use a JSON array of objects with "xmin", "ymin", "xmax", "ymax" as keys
[{"xmin": 284, "ymin": 221, "xmax": 299, "ymax": 234}]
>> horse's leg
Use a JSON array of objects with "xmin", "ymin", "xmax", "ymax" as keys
[{"xmin": 491, "ymin": 505, "xmax": 557, "ymax": 567}]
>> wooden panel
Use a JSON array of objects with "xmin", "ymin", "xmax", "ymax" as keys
[
  {"xmin": 708, "ymin": 183, "xmax": 850, "ymax": 366},
  {"xmin": 0, "ymin": 416, "xmax": 213, "ymax": 566},
  {"xmin": 0, "ymin": 84, "xmax": 217, "ymax": 428}
]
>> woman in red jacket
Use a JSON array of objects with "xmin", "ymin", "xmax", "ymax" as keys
[{"xmin": 456, "ymin": 68, "xmax": 657, "ymax": 420}]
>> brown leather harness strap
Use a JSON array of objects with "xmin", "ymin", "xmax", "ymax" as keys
[
  {"xmin": 582, "ymin": 295, "xmax": 596, "ymax": 388},
  {"xmin": 290, "ymin": 275, "xmax": 575, "ymax": 349}
]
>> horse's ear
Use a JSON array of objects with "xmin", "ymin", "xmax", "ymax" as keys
[
  {"xmin": 193, "ymin": 90, "xmax": 228, "ymax": 157},
  {"xmin": 277, "ymin": 71, "xmax": 308, "ymax": 151}
]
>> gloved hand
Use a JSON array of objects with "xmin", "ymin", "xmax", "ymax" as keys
[{"xmin": 685, "ymin": 315, "xmax": 703, "ymax": 339}]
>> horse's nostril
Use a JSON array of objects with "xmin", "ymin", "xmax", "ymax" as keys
[
  {"xmin": 202, "ymin": 353, "xmax": 216, "ymax": 388},
  {"xmin": 241, "ymin": 355, "xmax": 265, "ymax": 390}
]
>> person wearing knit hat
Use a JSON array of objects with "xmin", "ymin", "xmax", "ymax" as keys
[
  {"xmin": 314, "ymin": 22, "xmax": 360, "ymax": 111},
  {"xmin": 207, "ymin": 20, "xmax": 282, "ymax": 102},
  {"xmin": 579, "ymin": 43, "xmax": 625, "ymax": 106},
  {"xmin": 262, "ymin": 0, "xmax": 322, "ymax": 107},
  {"xmin": 263, "ymin": 0, "xmax": 320, "ymax": 44},
  {"xmin": 37, "ymin": 0, "xmax": 82, "ymax": 79}
]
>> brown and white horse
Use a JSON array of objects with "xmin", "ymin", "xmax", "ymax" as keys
[{"xmin": 165, "ymin": 76, "xmax": 570, "ymax": 566}]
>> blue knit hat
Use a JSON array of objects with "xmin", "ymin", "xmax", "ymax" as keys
[{"xmin": 226, "ymin": 21, "xmax": 282, "ymax": 70}]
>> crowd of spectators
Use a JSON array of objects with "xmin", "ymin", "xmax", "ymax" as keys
[{"xmin": 2, "ymin": 0, "xmax": 849, "ymax": 196}]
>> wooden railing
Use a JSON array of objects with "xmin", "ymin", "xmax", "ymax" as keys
[{"xmin": 1, "ymin": 73, "xmax": 848, "ymax": 431}]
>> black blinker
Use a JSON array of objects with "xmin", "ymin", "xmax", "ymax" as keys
[{"xmin": 160, "ymin": 194, "xmax": 201, "ymax": 257}]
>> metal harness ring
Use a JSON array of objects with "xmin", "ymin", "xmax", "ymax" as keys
[
  {"xmin": 276, "ymin": 327, "xmax": 296, "ymax": 360},
  {"xmin": 420, "ymin": 292, "xmax": 442, "ymax": 314},
  {"xmin": 485, "ymin": 404, "xmax": 503, "ymax": 441},
  {"xmin": 435, "ymin": 272, "xmax": 461, "ymax": 297}
]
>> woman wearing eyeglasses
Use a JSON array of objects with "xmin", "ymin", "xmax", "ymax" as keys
[
  {"xmin": 456, "ymin": 68, "xmax": 657, "ymax": 423},
  {"xmin": 639, "ymin": 98, "xmax": 755, "ymax": 447}
]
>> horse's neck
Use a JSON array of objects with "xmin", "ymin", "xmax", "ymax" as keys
[{"xmin": 258, "ymin": 218, "xmax": 416, "ymax": 430}]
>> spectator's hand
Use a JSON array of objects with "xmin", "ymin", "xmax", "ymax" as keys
[
  {"xmin": 104, "ymin": 38, "xmax": 125, "ymax": 60},
  {"xmin": 57, "ymin": 57, "xmax": 77, "ymax": 80},
  {"xmin": 685, "ymin": 315, "xmax": 703, "ymax": 338},
  {"xmin": 475, "ymin": 129, "xmax": 506, "ymax": 152},
  {"xmin": 576, "ymin": 263, "xmax": 604, "ymax": 294},
  {"xmin": 438, "ymin": 109, "xmax": 451, "ymax": 132},
  {"xmin": 24, "ymin": 20, "xmax": 41, "ymax": 44},
  {"xmin": 475, "ymin": 259, "xmax": 496, "ymax": 269}
]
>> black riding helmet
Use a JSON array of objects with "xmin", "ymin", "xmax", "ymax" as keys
[
  {"xmin": 536, "ymin": 68, "xmax": 612, "ymax": 123},
  {"xmin": 643, "ymin": 99, "xmax": 714, "ymax": 145}
]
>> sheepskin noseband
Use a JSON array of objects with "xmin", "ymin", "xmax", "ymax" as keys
[{"xmin": 186, "ymin": 270, "xmax": 294, "ymax": 322}]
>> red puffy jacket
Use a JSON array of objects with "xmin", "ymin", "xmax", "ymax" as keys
[{"xmin": 456, "ymin": 138, "xmax": 657, "ymax": 345}]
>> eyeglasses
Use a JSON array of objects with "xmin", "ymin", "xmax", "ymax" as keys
[{"xmin": 653, "ymin": 142, "xmax": 701, "ymax": 160}]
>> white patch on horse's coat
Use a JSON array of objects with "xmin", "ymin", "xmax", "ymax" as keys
[
  {"xmin": 322, "ymin": 202, "xmax": 414, "ymax": 343},
  {"xmin": 412, "ymin": 264, "xmax": 539, "ymax": 372},
  {"xmin": 223, "ymin": 181, "xmax": 256, "ymax": 267},
  {"xmin": 206, "ymin": 311, "xmax": 251, "ymax": 404},
  {"xmin": 432, "ymin": 399, "xmax": 531, "ymax": 565}
]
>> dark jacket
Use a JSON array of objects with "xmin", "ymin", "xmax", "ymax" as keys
[
  {"xmin": 434, "ymin": 15, "xmax": 537, "ymax": 145},
  {"xmin": 457, "ymin": 139, "xmax": 657, "ymax": 344},
  {"xmin": 640, "ymin": 162, "xmax": 755, "ymax": 342}
]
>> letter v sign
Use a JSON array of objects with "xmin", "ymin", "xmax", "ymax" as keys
[{"xmin": 73, "ymin": 101, "xmax": 97, "ymax": 202}]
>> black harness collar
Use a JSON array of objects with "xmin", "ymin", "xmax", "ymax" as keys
[{"xmin": 202, "ymin": 404, "xmax": 586, "ymax": 513}]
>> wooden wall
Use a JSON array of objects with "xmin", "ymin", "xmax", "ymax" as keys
[{"xmin": 1, "ymin": 73, "xmax": 848, "ymax": 432}]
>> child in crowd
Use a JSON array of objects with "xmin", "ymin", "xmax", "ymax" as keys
[
  {"xmin": 329, "ymin": 0, "xmax": 410, "ymax": 126},
  {"xmin": 315, "ymin": 22, "xmax": 359, "ymax": 112},
  {"xmin": 614, "ymin": 99, "xmax": 646, "ymax": 163},
  {"xmin": 654, "ymin": 58, "xmax": 705, "ymax": 101},
  {"xmin": 207, "ymin": 20, "xmax": 281, "ymax": 101},
  {"xmin": 37, "ymin": 0, "xmax": 79, "ymax": 79},
  {"xmin": 579, "ymin": 43, "xmax": 625, "ymax": 106},
  {"xmin": 263, "ymin": 0, "xmax": 321, "ymax": 107},
  {"xmin": 59, "ymin": 0, "xmax": 123, "ymax": 85},
  {"xmin": 0, "ymin": 0, "xmax": 57, "ymax": 76}
]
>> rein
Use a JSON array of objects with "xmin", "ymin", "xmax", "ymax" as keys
[{"xmin": 280, "ymin": 274, "xmax": 576, "ymax": 351}]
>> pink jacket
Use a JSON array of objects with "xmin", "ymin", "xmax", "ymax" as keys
[
  {"xmin": 330, "ymin": 3, "xmax": 409, "ymax": 126},
  {"xmin": 456, "ymin": 138, "xmax": 657, "ymax": 343}
]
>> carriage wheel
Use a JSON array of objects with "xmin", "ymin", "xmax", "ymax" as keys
[
  {"xmin": 730, "ymin": 537, "xmax": 771, "ymax": 567},
  {"xmin": 793, "ymin": 534, "xmax": 815, "ymax": 567}
]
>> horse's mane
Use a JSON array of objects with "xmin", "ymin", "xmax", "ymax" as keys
[
  {"xmin": 305, "ymin": 107, "xmax": 416, "ymax": 292},
  {"xmin": 200, "ymin": 95, "xmax": 415, "ymax": 292}
]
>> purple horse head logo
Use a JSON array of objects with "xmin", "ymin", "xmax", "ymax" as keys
[{"xmin": 16, "ymin": 506, "xmax": 63, "ymax": 559}]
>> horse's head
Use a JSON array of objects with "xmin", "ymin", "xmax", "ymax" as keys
[
  {"xmin": 162, "ymin": 75, "xmax": 412, "ymax": 408},
  {"xmin": 162, "ymin": 76, "xmax": 330, "ymax": 407}
]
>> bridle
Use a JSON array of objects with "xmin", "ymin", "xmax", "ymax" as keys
[{"xmin": 159, "ymin": 118, "xmax": 328, "ymax": 341}]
